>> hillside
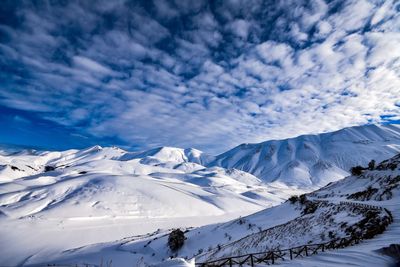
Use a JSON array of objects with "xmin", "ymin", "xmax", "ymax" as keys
[
  {"xmin": 0, "ymin": 145, "xmax": 299, "ymax": 266},
  {"xmin": 19, "ymin": 152, "xmax": 400, "ymax": 267},
  {"xmin": 211, "ymin": 124, "xmax": 400, "ymax": 188}
]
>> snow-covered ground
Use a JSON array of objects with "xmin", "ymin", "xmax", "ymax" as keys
[
  {"xmin": 283, "ymin": 155, "xmax": 400, "ymax": 266},
  {"xmin": 282, "ymin": 198, "xmax": 399, "ymax": 266},
  {"xmin": 16, "ymin": 150, "xmax": 398, "ymax": 267},
  {"xmin": 0, "ymin": 145, "xmax": 302, "ymax": 266},
  {"xmin": 0, "ymin": 124, "xmax": 399, "ymax": 266}
]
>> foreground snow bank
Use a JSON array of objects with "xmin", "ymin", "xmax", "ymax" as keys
[{"xmin": 155, "ymin": 258, "xmax": 195, "ymax": 267}]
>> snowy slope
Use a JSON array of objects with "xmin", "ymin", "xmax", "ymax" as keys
[
  {"xmin": 211, "ymin": 124, "xmax": 400, "ymax": 188},
  {"xmin": 0, "ymin": 145, "xmax": 304, "ymax": 266},
  {"xmin": 0, "ymin": 145, "xmax": 283, "ymax": 220},
  {"xmin": 1, "ymin": 124, "xmax": 400, "ymax": 266},
  {"xmin": 30, "ymin": 152, "xmax": 400, "ymax": 267}
]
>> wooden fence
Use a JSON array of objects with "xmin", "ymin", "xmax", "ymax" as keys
[
  {"xmin": 196, "ymin": 201, "xmax": 392, "ymax": 266},
  {"xmin": 195, "ymin": 237, "xmax": 361, "ymax": 267}
]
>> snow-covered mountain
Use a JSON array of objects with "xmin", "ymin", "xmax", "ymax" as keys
[
  {"xmin": 0, "ymin": 145, "xmax": 294, "ymax": 266},
  {"xmin": 1, "ymin": 124, "xmax": 400, "ymax": 266},
  {"xmin": 0, "ymin": 145, "xmax": 286, "ymax": 221},
  {"xmin": 211, "ymin": 124, "xmax": 400, "ymax": 188},
  {"xmin": 23, "ymin": 151, "xmax": 400, "ymax": 267},
  {"xmin": 119, "ymin": 146, "xmax": 215, "ymax": 166}
]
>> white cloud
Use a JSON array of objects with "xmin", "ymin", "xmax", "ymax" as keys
[
  {"xmin": 73, "ymin": 56, "xmax": 114, "ymax": 75},
  {"xmin": 1, "ymin": 0, "xmax": 399, "ymax": 153},
  {"xmin": 227, "ymin": 19, "xmax": 251, "ymax": 39}
]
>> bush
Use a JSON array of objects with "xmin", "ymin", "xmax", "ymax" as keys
[
  {"xmin": 350, "ymin": 166, "xmax": 364, "ymax": 176},
  {"xmin": 348, "ymin": 186, "xmax": 378, "ymax": 201},
  {"xmin": 237, "ymin": 217, "xmax": 245, "ymax": 225},
  {"xmin": 299, "ymin": 194, "xmax": 307, "ymax": 205},
  {"xmin": 10, "ymin": 165, "xmax": 21, "ymax": 171},
  {"xmin": 303, "ymin": 201, "xmax": 318, "ymax": 214},
  {"xmin": 368, "ymin": 160, "xmax": 375, "ymax": 170},
  {"xmin": 168, "ymin": 229, "xmax": 185, "ymax": 251},
  {"xmin": 44, "ymin": 165, "xmax": 56, "ymax": 172},
  {"xmin": 389, "ymin": 163, "xmax": 398, "ymax": 171},
  {"xmin": 288, "ymin": 195, "xmax": 299, "ymax": 204}
]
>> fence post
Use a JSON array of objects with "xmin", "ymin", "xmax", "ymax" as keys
[
  {"xmin": 322, "ymin": 243, "xmax": 325, "ymax": 252},
  {"xmin": 229, "ymin": 258, "xmax": 232, "ymax": 267},
  {"xmin": 305, "ymin": 245, "xmax": 308, "ymax": 256},
  {"xmin": 290, "ymin": 248, "xmax": 293, "ymax": 260},
  {"xmin": 271, "ymin": 252, "xmax": 275, "ymax": 264},
  {"xmin": 250, "ymin": 254, "xmax": 254, "ymax": 267}
]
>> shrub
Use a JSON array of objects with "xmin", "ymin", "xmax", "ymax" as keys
[
  {"xmin": 168, "ymin": 229, "xmax": 185, "ymax": 251},
  {"xmin": 350, "ymin": 166, "xmax": 364, "ymax": 176},
  {"xmin": 288, "ymin": 195, "xmax": 299, "ymax": 204},
  {"xmin": 303, "ymin": 201, "xmax": 318, "ymax": 214},
  {"xmin": 348, "ymin": 186, "xmax": 378, "ymax": 201},
  {"xmin": 299, "ymin": 194, "xmax": 307, "ymax": 205},
  {"xmin": 328, "ymin": 231, "xmax": 335, "ymax": 239},
  {"xmin": 44, "ymin": 165, "xmax": 56, "ymax": 172},
  {"xmin": 10, "ymin": 165, "xmax": 21, "ymax": 171},
  {"xmin": 368, "ymin": 160, "xmax": 376, "ymax": 170},
  {"xmin": 389, "ymin": 163, "xmax": 398, "ymax": 171}
]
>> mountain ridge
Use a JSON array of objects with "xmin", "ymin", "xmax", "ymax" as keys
[{"xmin": 210, "ymin": 124, "xmax": 400, "ymax": 187}]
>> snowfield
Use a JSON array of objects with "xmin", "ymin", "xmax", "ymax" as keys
[
  {"xmin": 30, "ymin": 150, "xmax": 399, "ymax": 267},
  {"xmin": 0, "ymin": 124, "xmax": 400, "ymax": 266},
  {"xmin": 0, "ymin": 145, "xmax": 301, "ymax": 266}
]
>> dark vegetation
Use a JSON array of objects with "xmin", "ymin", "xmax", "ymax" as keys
[
  {"xmin": 348, "ymin": 186, "xmax": 378, "ymax": 201},
  {"xmin": 168, "ymin": 229, "xmax": 185, "ymax": 251},
  {"xmin": 350, "ymin": 159, "xmax": 377, "ymax": 176},
  {"xmin": 347, "ymin": 174, "xmax": 400, "ymax": 201},
  {"xmin": 347, "ymin": 156, "xmax": 399, "ymax": 201},
  {"xmin": 368, "ymin": 159, "xmax": 375, "ymax": 170},
  {"xmin": 288, "ymin": 195, "xmax": 299, "ymax": 204},
  {"xmin": 1, "ymin": 164, "xmax": 24, "ymax": 171},
  {"xmin": 288, "ymin": 194, "xmax": 317, "ymax": 214},
  {"xmin": 302, "ymin": 201, "xmax": 318, "ymax": 215},
  {"xmin": 350, "ymin": 165, "xmax": 365, "ymax": 176},
  {"xmin": 44, "ymin": 165, "xmax": 56, "ymax": 172},
  {"xmin": 10, "ymin": 165, "xmax": 21, "ymax": 171},
  {"xmin": 344, "ymin": 208, "xmax": 392, "ymax": 241},
  {"xmin": 204, "ymin": 201, "xmax": 392, "ymax": 261},
  {"xmin": 376, "ymin": 155, "xmax": 399, "ymax": 171}
]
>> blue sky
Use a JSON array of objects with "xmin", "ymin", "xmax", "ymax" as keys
[{"xmin": 0, "ymin": 0, "xmax": 399, "ymax": 153}]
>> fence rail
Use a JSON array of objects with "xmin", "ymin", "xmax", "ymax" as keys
[{"xmin": 196, "ymin": 200, "xmax": 392, "ymax": 266}]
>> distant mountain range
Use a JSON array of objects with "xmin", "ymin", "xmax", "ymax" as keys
[{"xmin": 210, "ymin": 124, "xmax": 400, "ymax": 188}]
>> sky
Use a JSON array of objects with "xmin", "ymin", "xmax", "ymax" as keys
[{"xmin": 0, "ymin": 0, "xmax": 400, "ymax": 153}]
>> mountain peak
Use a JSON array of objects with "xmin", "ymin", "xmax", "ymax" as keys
[{"xmin": 210, "ymin": 124, "xmax": 400, "ymax": 188}]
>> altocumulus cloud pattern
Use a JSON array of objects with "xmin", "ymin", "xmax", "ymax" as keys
[{"xmin": 0, "ymin": 0, "xmax": 399, "ymax": 152}]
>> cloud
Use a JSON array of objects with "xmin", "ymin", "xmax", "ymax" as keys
[
  {"xmin": 73, "ymin": 56, "xmax": 114, "ymax": 75},
  {"xmin": 0, "ymin": 0, "xmax": 399, "ymax": 153},
  {"xmin": 227, "ymin": 19, "xmax": 251, "ymax": 39},
  {"xmin": 153, "ymin": 0, "xmax": 179, "ymax": 20}
]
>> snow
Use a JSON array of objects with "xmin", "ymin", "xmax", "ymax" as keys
[
  {"xmin": 1, "ymin": 124, "xmax": 400, "ymax": 266},
  {"xmin": 154, "ymin": 258, "xmax": 195, "ymax": 267},
  {"xmin": 211, "ymin": 124, "xmax": 400, "ymax": 188},
  {"xmin": 0, "ymin": 144, "xmax": 305, "ymax": 266}
]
